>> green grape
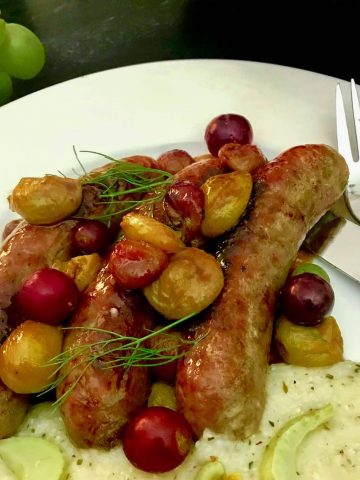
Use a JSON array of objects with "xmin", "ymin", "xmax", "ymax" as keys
[
  {"xmin": 0, "ymin": 19, "xmax": 6, "ymax": 47},
  {"xmin": 0, "ymin": 71, "xmax": 13, "ymax": 105},
  {"xmin": 292, "ymin": 262, "xmax": 330, "ymax": 283},
  {"xmin": 0, "ymin": 23, "xmax": 45, "ymax": 80}
]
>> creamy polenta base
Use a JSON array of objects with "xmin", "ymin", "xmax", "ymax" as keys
[{"xmin": 1, "ymin": 361, "xmax": 359, "ymax": 480}]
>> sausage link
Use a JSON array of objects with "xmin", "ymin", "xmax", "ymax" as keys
[
  {"xmin": 57, "ymin": 263, "xmax": 156, "ymax": 448},
  {"xmin": 176, "ymin": 145, "xmax": 349, "ymax": 439}
]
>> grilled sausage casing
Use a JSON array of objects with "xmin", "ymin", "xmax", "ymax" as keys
[
  {"xmin": 57, "ymin": 263, "xmax": 156, "ymax": 448},
  {"xmin": 176, "ymin": 145, "xmax": 349, "ymax": 438}
]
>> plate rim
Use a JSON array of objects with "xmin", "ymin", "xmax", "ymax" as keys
[{"xmin": 0, "ymin": 58, "xmax": 347, "ymax": 111}]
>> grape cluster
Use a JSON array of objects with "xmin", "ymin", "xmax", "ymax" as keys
[{"xmin": 0, "ymin": 18, "xmax": 45, "ymax": 105}]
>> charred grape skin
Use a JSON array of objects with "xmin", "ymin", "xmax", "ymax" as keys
[
  {"xmin": 166, "ymin": 181, "xmax": 205, "ymax": 219},
  {"xmin": 205, "ymin": 114, "xmax": 253, "ymax": 157},
  {"xmin": 109, "ymin": 239, "xmax": 169, "ymax": 289},
  {"xmin": 71, "ymin": 220, "xmax": 112, "ymax": 255},
  {"xmin": 281, "ymin": 273, "xmax": 334, "ymax": 326},
  {"xmin": 164, "ymin": 181, "xmax": 205, "ymax": 242},
  {"xmin": 17, "ymin": 268, "xmax": 79, "ymax": 325},
  {"xmin": 122, "ymin": 406, "xmax": 193, "ymax": 473}
]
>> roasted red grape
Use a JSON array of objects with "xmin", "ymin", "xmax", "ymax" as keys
[
  {"xmin": 164, "ymin": 181, "xmax": 204, "ymax": 243},
  {"xmin": 109, "ymin": 239, "xmax": 168, "ymax": 289},
  {"xmin": 205, "ymin": 114, "xmax": 253, "ymax": 156},
  {"xmin": 157, "ymin": 149, "xmax": 193, "ymax": 174},
  {"xmin": 281, "ymin": 273, "xmax": 334, "ymax": 326},
  {"xmin": 122, "ymin": 406, "xmax": 193, "ymax": 473},
  {"xmin": 17, "ymin": 268, "xmax": 79, "ymax": 325},
  {"xmin": 166, "ymin": 181, "xmax": 204, "ymax": 218},
  {"xmin": 71, "ymin": 220, "xmax": 112, "ymax": 255}
]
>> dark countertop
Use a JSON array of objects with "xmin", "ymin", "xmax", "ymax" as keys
[{"xmin": 0, "ymin": 0, "xmax": 359, "ymax": 101}]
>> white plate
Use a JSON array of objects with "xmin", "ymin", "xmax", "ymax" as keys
[{"xmin": 0, "ymin": 59, "xmax": 359, "ymax": 360}]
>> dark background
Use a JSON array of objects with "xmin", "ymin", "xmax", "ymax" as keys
[{"xmin": 0, "ymin": 0, "xmax": 358, "ymax": 101}]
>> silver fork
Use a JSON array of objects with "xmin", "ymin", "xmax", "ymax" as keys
[{"xmin": 336, "ymin": 79, "xmax": 360, "ymax": 224}]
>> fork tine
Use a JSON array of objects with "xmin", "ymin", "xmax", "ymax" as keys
[
  {"xmin": 336, "ymin": 83, "xmax": 354, "ymax": 163},
  {"xmin": 350, "ymin": 79, "xmax": 360, "ymax": 162}
]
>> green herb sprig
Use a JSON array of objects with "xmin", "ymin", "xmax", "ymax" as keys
[
  {"xmin": 76, "ymin": 150, "xmax": 173, "ymax": 222},
  {"xmin": 41, "ymin": 313, "xmax": 202, "ymax": 408}
]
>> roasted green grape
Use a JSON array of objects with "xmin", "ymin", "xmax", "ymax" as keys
[
  {"xmin": 292, "ymin": 262, "xmax": 330, "ymax": 283},
  {"xmin": 275, "ymin": 316, "xmax": 343, "ymax": 367},
  {"xmin": 144, "ymin": 247, "xmax": 224, "ymax": 319},
  {"xmin": 201, "ymin": 171, "xmax": 252, "ymax": 237}
]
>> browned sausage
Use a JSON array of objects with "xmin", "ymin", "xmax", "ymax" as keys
[
  {"xmin": 57, "ymin": 262, "xmax": 157, "ymax": 448},
  {"xmin": 176, "ymin": 145, "xmax": 349, "ymax": 439},
  {"xmin": 1, "ymin": 219, "xmax": 22, "ymax": 240}
]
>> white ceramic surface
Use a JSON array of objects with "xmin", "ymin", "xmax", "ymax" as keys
[{"xmin": 0, "ymin": 59, "xmax": 359, "ymax": 359}]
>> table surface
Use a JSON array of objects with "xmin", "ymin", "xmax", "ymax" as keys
[{"xmin": 0, "ymin": 0, "xmax": 359, "ymax": 101}]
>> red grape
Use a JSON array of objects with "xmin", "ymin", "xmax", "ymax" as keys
[
  {"xmin": 205, "ymin": 114, "xmax": 253, "ymax": 156},
  {"xmin": 166, "ymin": 181, "xmax": 204, "ymax": 218},
  {"xmin": 109, "ymin": 239, "xmax": 168, "ymax": 289},
  {"xmin": 281, "ymin": 273, "xmax": 334, "ymax": 326},
  {"xmin": 18, "ymin": 268, "xmax": 79, "ymax": 325},
  {"xmin": 157, "ymin": 149, "xmax": 193, "ymax": 174},
  {"xmin": 165, "ymin": 181, "xmax": 204, "ymax": 243},
  {"xmin": 123, "ymin": 406, "xmax": 193, "ymax": 473},
  {"xmin": 72, "ymin": 220, "xmax": 112, "ymax": 255}
]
